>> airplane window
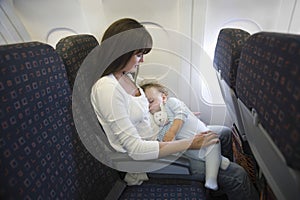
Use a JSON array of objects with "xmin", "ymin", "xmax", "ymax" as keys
[
  {"xmin": 221, "ymin": 18, "xmax": 261, "ymax": 34},
  {"xmin": 46, "ymin": 27, "xmax": 78, "ymax": 47}
]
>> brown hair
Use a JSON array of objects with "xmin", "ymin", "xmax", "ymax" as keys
[
  {"xmin": 140, "ymin": 82, "xmax": 169, "ymax": 96},
  {"xmin": 101, "ymin": 18, "xmax": 153, "ymax": 77}
]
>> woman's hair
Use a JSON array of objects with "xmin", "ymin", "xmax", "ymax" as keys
[
  {"xmin": 101, "ymin": 18, "xmax": 153, "ymax": 77},
  {"xmin": 140, "ymin": 82, "xmax": 169, "ymax": 96}
]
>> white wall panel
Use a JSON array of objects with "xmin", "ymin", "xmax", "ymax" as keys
[
  {"xmin": 0, "ymin": 0, "xmax": 30, "ymax": 44},
  {"xmin": 203, "ymin": 0, "xmax": 296, "ymax": 59},
  {"xmin": 12, "ymin": 0, "xmax": 90, "ymax": 44},
  {"xmin": 2, "ymin": 0, "xmax": 298, "ymax": 125},
  {"xmin": 289, "ymin": 0, "xmax": 300, "ymax": 33}
]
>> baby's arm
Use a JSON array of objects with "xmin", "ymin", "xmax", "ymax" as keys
[
  {"xmin": 162, "ymin": 119, "xmax": 183, "ymax": 142},
  {"xmin": 162, "ymin": 98, "xmax": 189, "ymax": 142}
]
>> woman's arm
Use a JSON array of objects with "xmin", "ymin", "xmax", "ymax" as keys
[{"xmin": 158, "ymin": 131, "xmax": 219, "ymax": 158}]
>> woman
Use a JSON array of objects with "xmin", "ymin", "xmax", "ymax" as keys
[
  {"xmin": 91, "ymin": 18, "xmax": 218, "ymax": 160},
  {"xmin": 90, "ymin": 18, "xmax": 258, "ymax": 200}
]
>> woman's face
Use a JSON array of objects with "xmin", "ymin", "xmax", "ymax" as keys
[
  {"xmin": 123, "ymin": 52, "xmax": 144, "ymax": 73},
  {"xmin": 144, "ymin": 87, "xmax": 167, "ymax": 114}
]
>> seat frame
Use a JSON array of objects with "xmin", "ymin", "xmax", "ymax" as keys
[{"xmin": 238, "ymin": 99, "xmax": 300, "ymax": 200}]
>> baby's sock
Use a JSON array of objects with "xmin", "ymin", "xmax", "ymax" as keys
[
  {"xmin": 205, "ymin": 178, "xmax": 218, "ymax": 191},
  {"xmin": 205, "ymin": 156, "xmax": 230, "ymax": 190},
  {"xmin": 220, "ymin": 156, "xmax": 230, "ymax": 170},
  {"xmin": 204, "ymin": 144, "xmax": 221, "ymax": 190}
]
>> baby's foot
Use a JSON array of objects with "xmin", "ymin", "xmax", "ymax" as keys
[
  {"xmin": 220, "ymin": 157, "xmax": 230, "ymax": 170},
  {"xmin": 205, "ymin": 178, "xmax": 218, "ymax": 190}
]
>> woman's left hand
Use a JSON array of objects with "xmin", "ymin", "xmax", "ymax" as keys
[{"xmin": 189, "ymin": 131, "xmax": 219, "ymax": 149}]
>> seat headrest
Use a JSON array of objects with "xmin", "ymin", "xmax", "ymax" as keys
[{"xmin": 213, "ymin": 28, "xmax": 250, "ymax": 90}]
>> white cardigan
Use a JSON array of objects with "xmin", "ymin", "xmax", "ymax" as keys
[{"xmin": 90, "ymin": 74, "xmax": 159, "ymax": 160}]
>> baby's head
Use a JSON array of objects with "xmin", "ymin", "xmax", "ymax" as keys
[{"xmin": 140, "ymin": 82, "xmax": 168, "ymax": 114}]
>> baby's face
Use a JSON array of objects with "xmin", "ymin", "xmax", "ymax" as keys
[{"xmin": 144, "ymin": 87, "xmax": 166, "ymax": 114}]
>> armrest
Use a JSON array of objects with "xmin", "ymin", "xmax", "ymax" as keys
[{"xmin": 107, "ymin": 151, "xmax": 191, "ymax": 174}]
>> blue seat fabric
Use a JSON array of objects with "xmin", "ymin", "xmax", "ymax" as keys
[
  {"xmin": 236, "ymin": 32, "xmax": 300, "ymax": 170},
  {"xmin": 56, "ymin": 34, "xmax": 99, "ymax": 89},
  {"xmin": 214, "ymin": 28, "xmax": 250, "ymax": 93}
]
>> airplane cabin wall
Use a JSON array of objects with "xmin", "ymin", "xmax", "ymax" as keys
[
  {"xmin": 1, "ymin": 0, "xmax": 299, "ymax": 126},
  {"xmin": 289, "ymin": 0, "xmax": 300, "ymax": 33},
  {"xmin": 0, "ymin": 0, "xmax": 30, "ymax": 44}
]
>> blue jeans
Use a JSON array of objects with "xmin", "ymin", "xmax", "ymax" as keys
[{"xmin": 186, "ymin": 125, "xmax": 259, "ymax": 200}]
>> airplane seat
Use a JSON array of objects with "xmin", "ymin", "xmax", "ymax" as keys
[
  {"xmin": 0, "ymin": 41, "xmax": 120, "ymax": 199},
  {"xmin": 0, "ymin": 41, "xmax": 207, "ymax": 199},
  {"xmin": 56, "ymin": 34, "xmax": 99, "ymax": 89},
  {"xmin": 236, "ymin": 32, "xmax": 300, "ymax": 200},
  {"xmin": 55, "ymin": 34, "xmax": 196, "ymax": 177},
  {"xmin": 213, "ymin": 28, "xmax": 251, "ymax": 142}
]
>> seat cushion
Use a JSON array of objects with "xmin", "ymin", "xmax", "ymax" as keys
[{"xmin": 120, "ymin": 179, "xmax": 207, "ymax": 199}]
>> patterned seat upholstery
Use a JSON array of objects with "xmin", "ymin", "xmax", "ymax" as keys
[
  {"xmin": 214, "ymin": 28, "xmax": 250, "ymax": 92},
  {"xmin": 213, "ymin": 28, "xmax": 250, "ymax": 141},
  {"xmin": 120, "ymin": 179, "xmax": 206, "ymax": 199},
  {"xmin": 0, "ymin": 42, "xmax": 207, "ymax": 199},
  {"xmin": 236, "ymin": 32, "xmax": 300, "ymax": 200},
  {"xmin": 0, "ymin": 42, "xmax": 121, "ymax": 199},
  {"xmin": 56, "ymin": 34, "xmax": 99, "ymax": 89}
]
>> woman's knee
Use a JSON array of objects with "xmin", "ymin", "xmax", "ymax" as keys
[
  {"xmin": 219, "ymin": 162, "xmax": 247, "ymax": 186},
  {"xmin": 207, "ymin": 126, "xmax": 233, "ymax": 158},
  {"xmin": 221, "ymin": 163, "xmax": 259, "ymax": 200}
]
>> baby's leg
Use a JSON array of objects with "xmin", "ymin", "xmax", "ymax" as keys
[
  {"xmin": 202, "ymin": 143, "xmax": 221, "ymax": 190},
  {"xmin": 199, "ymin": 143, "xmax": 230, "ymax": 190}
]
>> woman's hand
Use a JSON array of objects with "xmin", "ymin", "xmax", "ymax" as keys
[
  {"xmin": 158, "ymin": 131, "xmax": 219, "ymax": 158},
  {"xmin": 189, "ymin": 131, "xmax": 219, "ymax": 149}
]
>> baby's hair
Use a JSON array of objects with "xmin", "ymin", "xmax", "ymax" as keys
[{"xmin": 140, "ymin": 82, "xmax": 169, "ymax": 96}]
